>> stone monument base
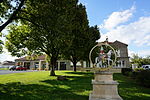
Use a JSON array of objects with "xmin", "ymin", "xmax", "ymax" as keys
[{"xmin": 89, "ymin": 71, "xmax": 123, "ymax": 100}]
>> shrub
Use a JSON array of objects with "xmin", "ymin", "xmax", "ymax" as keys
[
  {"xmin": 134, "ymin": 68, "xmax": 144, "ymax": 72},
  {"xmin": 44, "ymin": 68, "xmax": 49, "ymax": 71},
  {"xmin": 136, "ymin": 70, "xmax": 150, "ymax": 88},
  {"xmin": 130, "ymin": 71, "xmax": 140, "ymax": 79},
  {"xmin": 121, "ymin": 68, "xmax": 132, "ymax": 76}
]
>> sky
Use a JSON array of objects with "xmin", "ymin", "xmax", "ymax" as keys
[
  {"xmin": 0, "ymin": 0, "xmax": 150, "ymax": 62},
  {"xmin": 79, "ymin": 0, "xmax": 150, "ymax": 57}
]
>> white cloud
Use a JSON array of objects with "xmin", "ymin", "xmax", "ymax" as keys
[
  {"xmin": 101, "ymin": 5, "xmax": 135, "ymax": 30},
  {"xmin": 99, "ymin": 16, "xmax": 150, "ymax": 47},
  {"xmin": 0, "ymin": 48, "xmax": 18, "ymax": 62},
  {"xmin": 128, "ymin": 50, "xmax": 136, "ymax": 57},
  {"xmin": 138, "ymin": 50, "xmax": 150, "ymax": 57},
  {"xmin": 99, "ymin": 5, "xmax": 150, "ymax": 57}
]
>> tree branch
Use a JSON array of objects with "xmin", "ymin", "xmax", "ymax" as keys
[
  {"xmin": 19, "ymin": 10, "xmax": 37, "ymax": 18},
  {"xmin": 0, "ymin": 0, "xmax": 25, "ymax": 32},
  {"xmin": 14, "ymin": 16, "xmax": 41, "ymax": 28},
  {"xmin": 0, "ymin": 0, "xmax": 3, "ymax": 3}
]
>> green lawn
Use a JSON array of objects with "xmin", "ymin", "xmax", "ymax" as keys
[
  {"xmin": 0, "ymin": 71, "xmax": 150, "ymax": 100},
  {"xmin": 0, "ymin": 68, "xmax": 9, "ymax": 70},
  {"xmin": 114, "ymin": 73, "xmax": 150, "ymax": 100}
]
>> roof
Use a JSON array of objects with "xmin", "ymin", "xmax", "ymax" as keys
[
  {"xmin": 98, "ymin": 40, "xmax": 128, "ymax": 46},
  {"xmin": 2, "ymin": 61, "xmax": 15, "ymax": 65},
  {"xmin": 15, "ymin": 55, "xmax": 46, "ymax": 61},
  {"xmin": 113, "ymin": 40, "xmax": 128, "ymax": 46}
]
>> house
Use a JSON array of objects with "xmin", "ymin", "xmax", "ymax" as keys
[
  {"xmin": 96, "ymin": 39, "xmax": 130, "ymax": 68},
  {"xmin": 15, "ymin": 55, "xmax": 71, "ymax": 70},
  {"xmin": 110, "ymin": 40, "xmax": 130, "ymax": 68},
  {"xmin": 0, "ymin": 61, "xmax": 15, "ymax": 68}
]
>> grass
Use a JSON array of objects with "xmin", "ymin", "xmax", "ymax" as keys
[
  {"xmin": 0, "ymin": 71, "xmax": 93, "ymax": 100},
  {"xmin": 114, "ymin": 73, "xmax": 150, "ymax": 100},
  {"xmin": 0, "ymin": 68, "xmax": 9, "ymax": 70},
  {"xmin": 0, "ymin": 71, "xmax": 150, "ymax": 100}
]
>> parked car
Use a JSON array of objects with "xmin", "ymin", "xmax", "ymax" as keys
[
  {"xmin": 16, "ymin": 66, "xmax": 27, "ymax": 71},
  {"xmin": 9, "ymin": 66, "xmax": 16, "ymax": 71},
  {"xmin": 142, "ymin": 65, "xmax": 150, "ymax": 70}
]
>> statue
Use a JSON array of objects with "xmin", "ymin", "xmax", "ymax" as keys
[
  {"xmin": 94, "ymin": 46, "xmax": 114, "ymax": 68},
  {"xmin": 88, "ymin": 40, "xmax": 122, "ymax": 100}
]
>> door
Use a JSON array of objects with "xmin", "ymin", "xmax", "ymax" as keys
[{"xmin": 60, "ymin": 62, "xmax": 66, "ymax": 70}]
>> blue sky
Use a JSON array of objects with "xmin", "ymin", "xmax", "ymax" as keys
[
  {"xmin": 0, "ymin": 0, "xmax": 150, "ymax": 62},
  {"xmin": 79, "ymin": 0, "xmax": 150, "ymax": 57}
]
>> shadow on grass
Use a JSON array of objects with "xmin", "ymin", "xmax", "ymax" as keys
[
  {"xmin": 63, "ymin": 71, "xmax": 93, "ymax": 76},
  {"xmin": 0, "ymin": 72, "xmax": 94, "ymax": 100},
  {"xmin": 2, "ymin": 72, "xmax": 150, "ymax": 100},
  {"xmin": 114, "ymin": 73, "xmax": 150, "ymax": 100},
  {"xmin": 42, "ymin": 75, "xmax": 92, "ymax": 91},
  {"xmin": 0, "ymin": 81, "xmax": 89, "ymax": 100}
]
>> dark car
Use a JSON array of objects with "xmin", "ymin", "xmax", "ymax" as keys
[
  {"xmin": 9, "ymin": 66, "xmax": 16, "ymax": 71},
  {"xmin": 142, "ymin": 65, "xmax": 150, "ymax": 70},
  {"xmin": 16, "ymin": 66, "xmax": 27, "ymax": 71}
]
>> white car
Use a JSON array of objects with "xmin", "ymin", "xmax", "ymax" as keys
[{"xmin": 142, "ymin": 65, "xmax": 150, "ymax": 70}]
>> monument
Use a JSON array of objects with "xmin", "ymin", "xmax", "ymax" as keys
[{"xmin": 89, "ymin": 40, "xmax": 123, "ymax": 100}]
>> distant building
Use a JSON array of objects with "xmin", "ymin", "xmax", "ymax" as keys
[
  {"xmin": 111, "ymin": 40, "xmax": 130, "ymax": 68},
  {"xmin": 15, "ymin": 55, "xmax": 71, "ymax": 70},
  {"xmin": 97, "ymin": 39, "xmax": 130, "ymax": 68},
  {"xmin": 1, "ymin": 61, "xmax": 15, "ymax": 68}
]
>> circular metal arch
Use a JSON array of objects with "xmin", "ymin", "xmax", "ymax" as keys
[{"xmin": 89, "ymin": 42, "xmax": 117, "ymax": 68}]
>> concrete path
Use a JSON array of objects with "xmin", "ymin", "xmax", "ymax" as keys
[{"xmin": 0, "ymin": 70, "xmax": 39, "ymax": 75}]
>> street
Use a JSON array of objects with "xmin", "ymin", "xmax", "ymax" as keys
[{"xmin": 0, "ymin": 70, "xmax": 39, "ymax": 75}]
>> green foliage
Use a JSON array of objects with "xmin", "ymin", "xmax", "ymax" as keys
[
  {"xmin": 121, "ymin": 66, "xmax": 150, "ymax": 88},
  {"xmin": 131, "ymin": 54, "xmax": 143, "ymax": 67},
  {"xmin": 136, "ymin": 70, "xmax": 150, "ymax": 88},
  {"xmin": 130, "ymin": 71, "xmax": 140, "ymax": 79},
  {"xmin": 5, "ymin": 0, "xmax": 84, "ymax": 75},
  {"xmin": 85, "ymin": 25, "xmax": 100, "ymax": 61},
  {"xmin": 141, "ymin": 57, "xmax": 150, "ymax": 65},
  {"xmin": 0, "ymin": 0, "xmax": 25, "ymax": 31},
  {"xmin": 131, "ymin": 53, "xmax": 150, "ymax": 67},
  {"xmin": 0, "ymin": 0, "xmax": 16, "ymax": 19},
  {"xmin": 62, "ymin": 4, "xmax": 100, "ymax": 71},
  {"xmin": 121, "ymin": 68, "xmax": 132, "ymax": 76},
  {"xmin": 114, "ymin": 73, "xmax": 150, "ymax": 100},
  {"xmin": 134, "ymin": 68, "xmax": 144, "ymax": 72},
  {"xmin": 5, "ymin": 25, "xmax": 31, "ymax": 57}
]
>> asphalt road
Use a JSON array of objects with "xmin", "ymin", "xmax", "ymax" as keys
[{"xmin": 0, "ymin": 70, "xmax": 38, "ymax": 75}]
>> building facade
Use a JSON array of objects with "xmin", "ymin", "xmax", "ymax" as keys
[
  {"xmin": 0, "ymin": 61, "xmax": 15, "ymax": 68},
  {"xmin": 110, "ymin": 40, "xmax": 130, "ymax": 68},
  {"xmin": 15, "ymin": 55, "xmax": 71, "ymax": 70}
]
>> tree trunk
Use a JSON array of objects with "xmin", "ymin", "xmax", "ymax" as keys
[
  {"xmin": 48, "ymin": 62, "xmax": 50, "ymax": 70},
  {"xmin": 50, "ymin": 65, "xmax": 55, "ymax": 76},
  {"xmin": 50, "ymin": 56, "xmax": 56, "ymax": 76},
  {"xmin": 73, "ymin": 61, "xmax": 77, "ymax": 72}
]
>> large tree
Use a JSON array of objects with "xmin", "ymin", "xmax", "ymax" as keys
[
  {"xmin": 83, "ymin": 25, "xmax": 100, "ymax": 64},
  {"xmin": 5, "ymin": 0, "xmax": 77, "ymax": 76},
  {"xmin": 62, "ymin": 4, "xmax": 100, "ymax": 71},
  {"xmin": 0, "ymin": 0, "xmax": 25, "ymax": 53},
  {"xmin": 131, "ymin": 54, "xmax": 143, "ymax": 67}
]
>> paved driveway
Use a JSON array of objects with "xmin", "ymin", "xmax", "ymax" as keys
[{"xmin": 0, "ymin": 70, "xmax": 38, "ymax": 75}]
